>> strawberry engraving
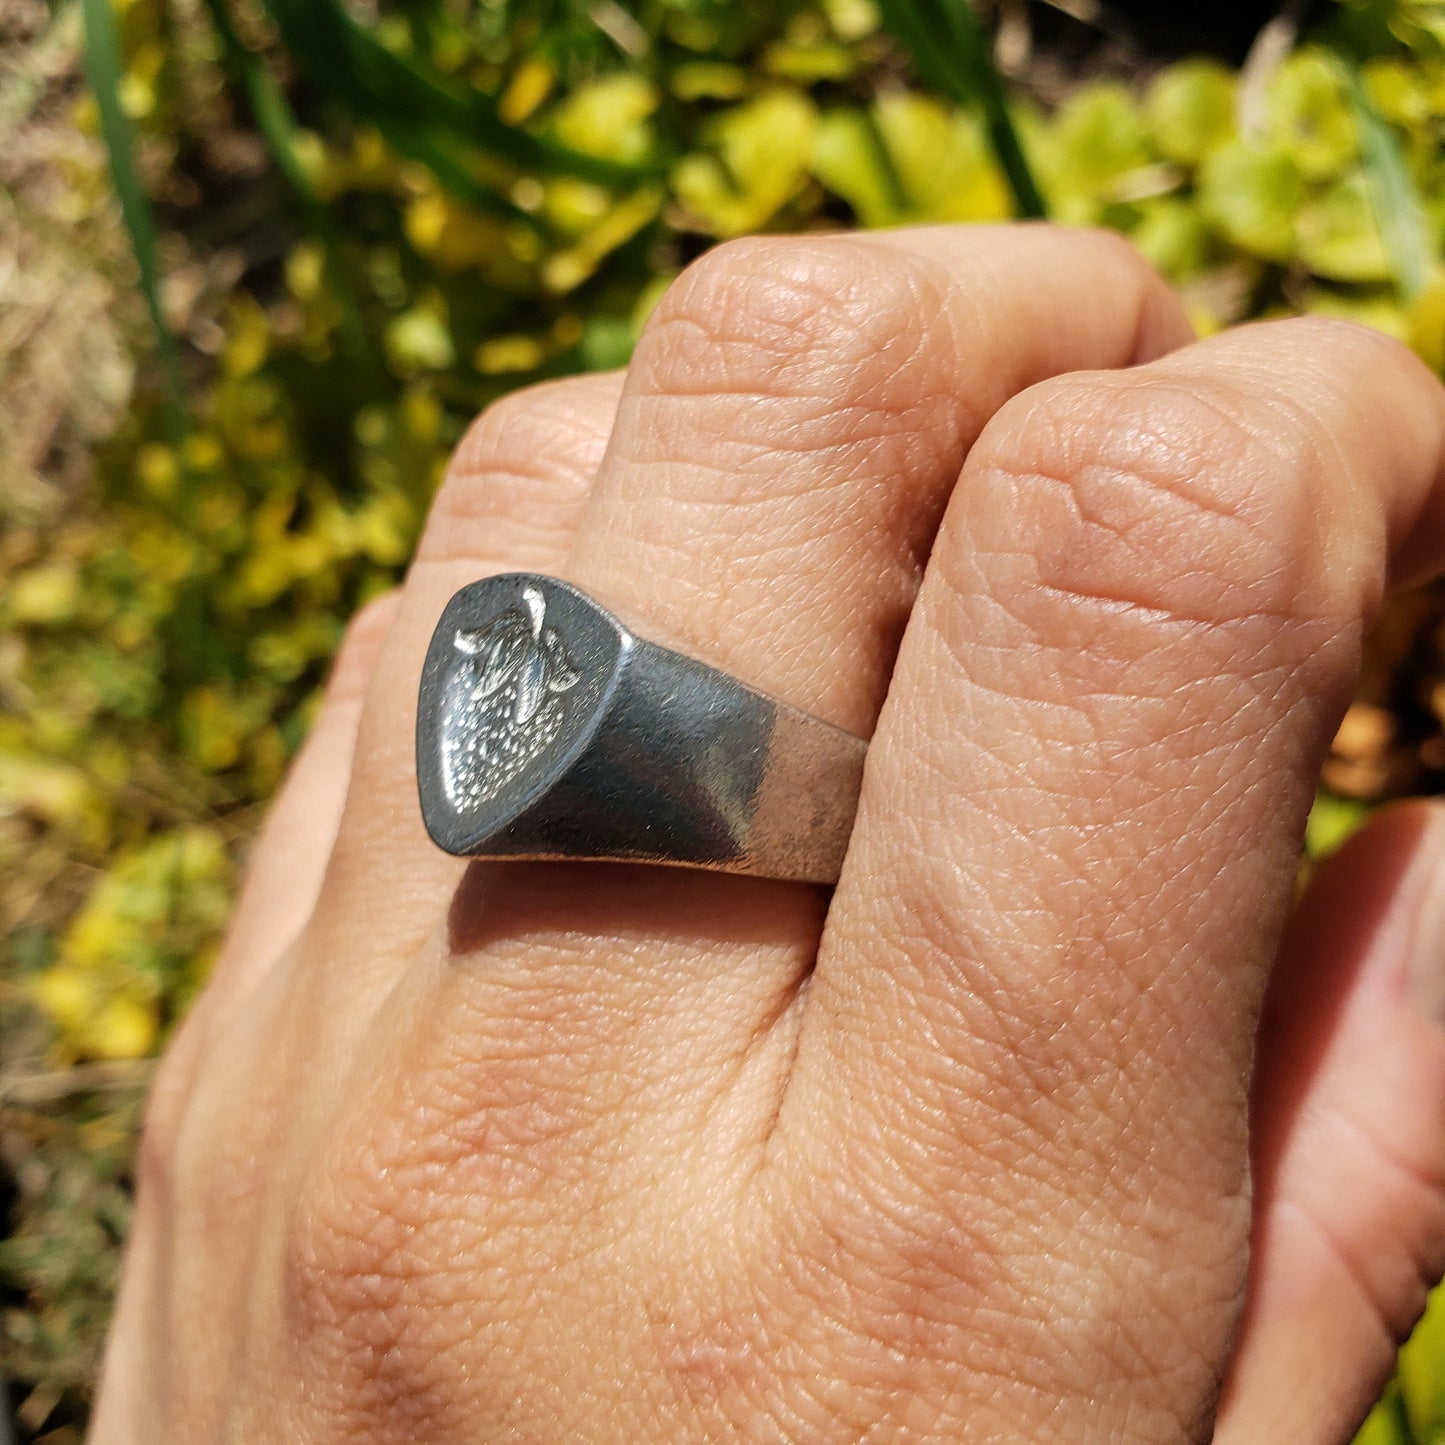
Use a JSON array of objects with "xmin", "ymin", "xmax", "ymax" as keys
[{"xmin": 439, "ymin": 585, "xmax": 581, "ymax": 812}]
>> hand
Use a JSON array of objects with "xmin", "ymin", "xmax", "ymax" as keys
[{"xmin": 93, "ymin": 225, "xmax": 1445, "ymax": 1443}]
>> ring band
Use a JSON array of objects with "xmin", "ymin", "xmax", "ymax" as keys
[{"xmin": 415, "ymin": 573, "xmax": 867, "ymax": 883}]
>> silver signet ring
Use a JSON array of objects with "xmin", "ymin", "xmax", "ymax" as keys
[{"xmin": 415, "ymin": 574, "xmax": 867, "ymax": 884}]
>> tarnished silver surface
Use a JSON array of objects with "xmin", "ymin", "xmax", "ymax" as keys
[{"xmin": 416, "ymin": 574, "xmax": 867, "ymax": 883}]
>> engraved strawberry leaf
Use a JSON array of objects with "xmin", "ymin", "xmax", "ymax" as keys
[
  {"xmin": 514, "ymin": 646, "xmax": 548, "ymax": 724},
  {"xmin": 541, "ymin": 627, "xmax": 581, "ymax": 692},
  {"xmin": 477, "ymin": 615, "xmax": 533, "ymax": 698}
]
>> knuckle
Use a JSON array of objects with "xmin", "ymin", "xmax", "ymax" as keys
[
  {"xmin": 1082, "ymin": 224, "xmax": 1176, "ymax": 291},
  {"xmin": 635, "ymin": 234, "xmax": 947, "ymax": 412},
  {"xmin": 280, "ymin": 1041, "xmax": 598, "ymax": 1339},
  {"xmin": 780, "ymin": 1143, "xmax": 1241, "ymax": 1440},
  {"xmin": 966, "ymin": 366, "xmax": 1346, "ymax": 636},
  {"xmin": 284, "ymin": 1162, "xmax": 414, "ymax": 1338},
  {"xmin": 419, "ymin": 376, "xmax": 610, "ymax": 564},
  {"xmin": 281, "ymin": 1148, "xmax": 460, "ymax": 1428},
  {"xmin": 449, "ymin": 377, "xmax": 575, "ymax": 479},
  {"xmin": 1275, "ymin": 310, "xmax": 1409, "ymax": 368},
  {"xmin": 277, "ymin": 1080, "xmax": 575, "ymax": 1433},
  {"xmin": 1069, "ymin": 226, "xmax": 1184, "ymax": 356}
]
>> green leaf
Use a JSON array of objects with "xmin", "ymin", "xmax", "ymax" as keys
[
  {"xmin": 385, "ymin": 304, "xmax": 455, "ymax": 375},
  {"xmin": 1354, "ymin": 1379, "xmax": 1416, "ymax": 1445},
  {"xmin": 1146, "ymin": 60, "xmax": 1237, "ymax": 167},
  {"xmin": 550, "ymin": 74, "xmax": 659, "ymax": 166},
  {"xmin": 1128, "ymin": 196, "xmax": 1214, "ymax": 281},
  {"xmin": 1198, "ymin": 139, "xmax": 1306, "ymax": 262},
  {"xmin": 813, "ymin": 94, "xmax": 1008, "ymax": 227},
  {"xmin": 1303, "ymin": 791, "xmax": 1372, "ymax": 860},
  {"xmin": 874, "ymin": 0, "xmax": 1045, "ymax": 219},
  {"xmin": 1050, "ymin": 81, "xmax": 1151, "ymax": 191},
  {"xmin": 578, "ymin": 315, "xmax": 636, "ymax": 371},
  {"xmin": 1267, "ymin": 48, "xmax": 1361, "ymax": 181},
  {"xmin": 672, "ymin": 90, "xmax": 818, "ymax": 237},
  {"xmin": 1298, "ymin": 170, "xmax": 1395, "ymax": 283},
  {"xmin": 1407, "ymin": 273, "xmax": 1445, "ymax": 374},
  {"xmin": 812, "ymin": 108, "xmax": 905, "ymax": 226},
  {"xmin": 1401, "ymin": 1283, "xmax": 1445, "ymax": 1441}
]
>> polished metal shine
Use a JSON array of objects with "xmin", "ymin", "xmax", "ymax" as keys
[{"xmin": 416, "ymin": 574, "xmax": 867, "ymax": 883}]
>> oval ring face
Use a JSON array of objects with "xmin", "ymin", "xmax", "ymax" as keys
[{"xmin": 416, "ymin": 574, "xmax": 626, "ymax": 857}]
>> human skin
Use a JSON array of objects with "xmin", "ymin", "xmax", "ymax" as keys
[{"xmin": 92, "ymin": 225, "xmax": 1445, "ymax": 1442}]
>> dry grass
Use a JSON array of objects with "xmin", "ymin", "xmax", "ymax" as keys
[{"xmin": 0, "ymin": 0, "xmax": 136, "ymax": 525}]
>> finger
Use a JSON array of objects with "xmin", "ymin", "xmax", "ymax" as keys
[
  {"xmin": 1215, "ymin": 801, "xmax": 1445, "ymax": 1444},
  {"xmin": 313, "ymin": 371, "xmax": 625, "ymax": 956},
  {"xmin": 785, "ymin": 318, "xmax": 1445, "ymax": 1437},
  {"xmin": 205, "ymin": 590, "xmax": 401, "ymax": 1003}
]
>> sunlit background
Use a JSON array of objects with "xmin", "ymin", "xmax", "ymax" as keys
[{"xmin": 5, "ymin": 0, "xmax": 1445, "ymax": 1437}]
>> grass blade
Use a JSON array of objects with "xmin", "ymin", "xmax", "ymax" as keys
[
  {"xmin": 259, "ymin": 0, "xmax": 660, "ymax": 192},
  {"xmin": 79, "ymin": 0, "xmax": 188, "ymax": 431},
  {"xmin": 1341, "ymin": 60, "xmax": 1432, "ymax": 302},
  {"xmin": 195, "ymin": 0, "xmax": 314, "ymax": 202},
  {"xmin": 195, "ymin": 0, "xmax": 371, "ymax": 359},
  {"xmin": 876, "ymin": 0, "xmax": 1046, "ymax": 219}
]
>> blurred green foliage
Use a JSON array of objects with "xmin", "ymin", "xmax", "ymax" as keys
[{"xmin": 8, "ymin": 0, "xmax": 1445, "ymax": 1434}]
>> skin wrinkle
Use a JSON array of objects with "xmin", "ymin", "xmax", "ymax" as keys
[
  {"xmin": 611, "ymin": 370, "xmax": 947, "ymax": 428},
  {"xmin": 446, "ymin": 371, "xmax": 621, "ymax": 470},
  {"xmin": 435, "ymin": 450, "xmax": 603, "ymax": 505},
  {"xmin": 856, "ymin": 238, "xmax": 1052, "ymax": 443},
  {"xmin": 628, "ymin": 390, "xmax": 932, "ymax": 484},
  {"xmin": 1315, "ymin": 1096, "xmax": 1445, "ymax": 1246},
  {"xmin": 691, "ymin": 977, "xmax": 807, "ymax": 1155},
  {"xmin": 934, "ymin": 544, "xmax": 1291, "ymax": 699},
  {"xmin": 1194, "ymin": 327, "xmax": 1412, "ymax": 507},
  {"xmin": 1312, "ymin": 1092, "xmax": 1445, "ymax": 1312},
  {"xmin": 965, "ymin": 375, "xmax": 1346, "ymax": 606},
  {"xmin": 1274, "ymin": 1192, "xmax": 1426, "ymax": 1350},
  {"xmin": 409, "ymin": 516, "xmax": 583, "ymax": 573},
  {"xmin": 904, "ymin": 613, "xmax": 1293, "ymax": 854},
  {"xmin": 604, "ymin": 416, "xmax": 965, "ymax": 534},
  {"xmin": 607, "ymin": 410, "xmax": 957, "ymax": 491},
  {"xmin": 971, "ymin": 469, "xmax": 1302, "ymax": 638}
]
